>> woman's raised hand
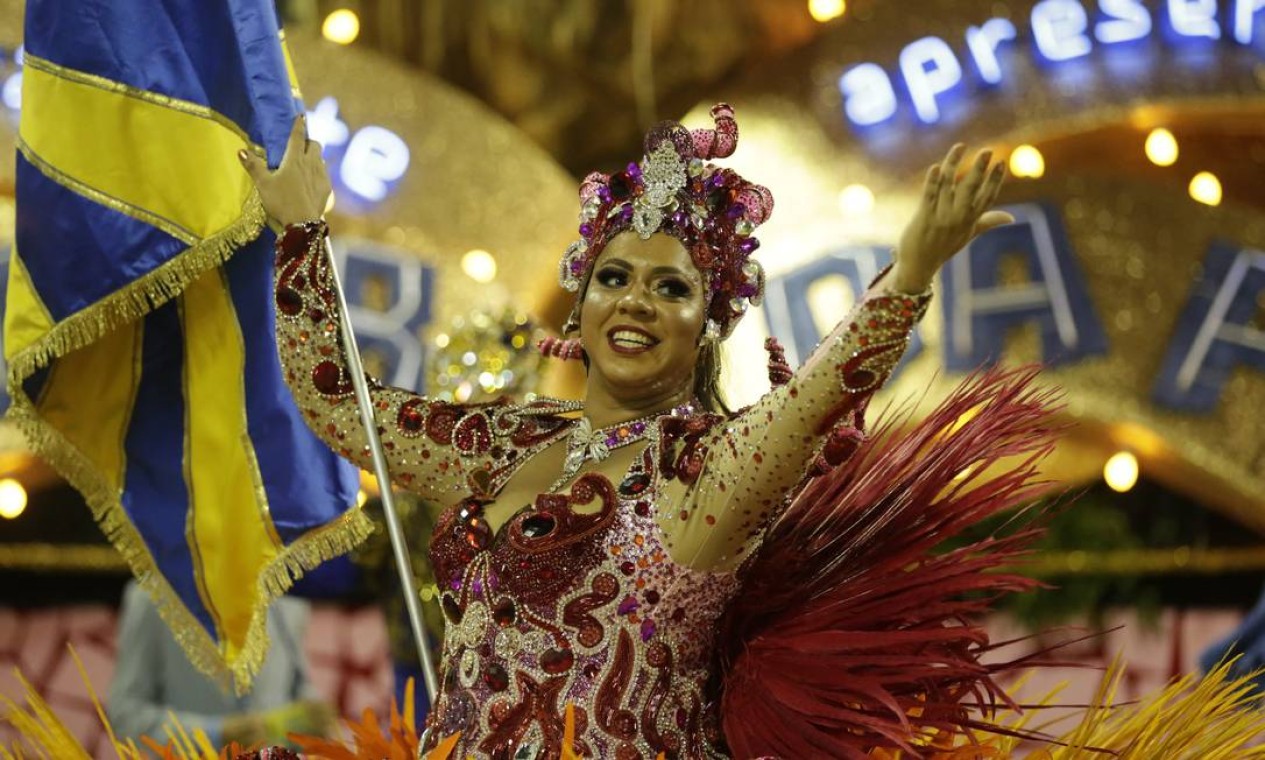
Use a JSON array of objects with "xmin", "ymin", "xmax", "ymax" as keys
[
  {"xmin": 239, "ymin": 115, "xmax": 332, "ymax": 229},
  {"xmin": 892, "ymin": 144, "xmax": 1013, "ymax": 293}
]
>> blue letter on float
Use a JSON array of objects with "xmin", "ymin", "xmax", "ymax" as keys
[
  {"xmin": 899, "ymin": 36, "xmax": 963, "ymax": 123},
  {"xmin": 335, "ymin": 239, "xmax": 434, "ymax": 392},
  {"xmin": 762, "ymin": 245, "xmax": 922, "ymax": 372},
  {"xmin": 1166, "ymin": 0, "xmax": 1221, "ymax": 39},
  {"xmin": 340, "ymin": 126, "xmax": 411, "ymax": 202},
  {"xmin": 939, "ymin": 203, "xmax": 1107, "ymax": 370},
  {"xmin": 1096, "ymin": 0, "xmax": 1153, "ymax": 43},
  {"xmin": 1031, "ymin": 0, "xmax": 1094, "ymax": 61},
  {"xmin": 1153, "ymin": 243, "xmax": 1265, "ymax": 411},
  {"xmin": 1236, "ymin": 0, "xmax": 1265, "ymax": 44},
  {"xmin": 966, "ymin": 18, "xmax": 1019, "ymax": 84},
  {"xmin": 839, "ymin": 63, "xmax": 899, "ymax": 126}
]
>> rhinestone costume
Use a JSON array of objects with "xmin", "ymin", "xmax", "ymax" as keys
[{"xmin": 273, "ymin": 222, "xmax": 930, "ymax": 758}]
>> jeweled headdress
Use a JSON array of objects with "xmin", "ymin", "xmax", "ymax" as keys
[{"xmin": 559, "ymin": 104, "xmax": 773, "ymax": 339}]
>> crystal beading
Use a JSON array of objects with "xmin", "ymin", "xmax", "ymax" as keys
[{"xmin": 551, "ymin": 403, "xmax": 695, "ymax": 492}]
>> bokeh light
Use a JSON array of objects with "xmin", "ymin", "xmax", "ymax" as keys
[
  {"xmin": 837, "ymin": 184, "xmax": 875, "ymax": 218},
  {"xmin": 808, "ymin": 0, "xmax": 846, "ymax": 23},
  {"xmin": 322, "ymin": 10, "xmax": 361, "ymax": 45},
  {"xmin": 1008, "ymin": 145, "xmax": 1045, "ymax": 179},
  {"xmin": 1144, "ymin": 128, "xmax": 1178, "ymax": 167},
  {"xmin": 1188, "ymin": 171, "xmax": 1222, "ymax": 206},
  {"xmin": 462, "ymin": 249, "xmax": 498, "ymax": 283},
  {"xmin": 1103, "ymin": 451, "xmax": 1139, "ymax": 493},
  {"xmin": 0, "ymin": 479, "xmax": 28, "ymax": 519}
]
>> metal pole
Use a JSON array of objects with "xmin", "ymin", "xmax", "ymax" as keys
[{"xmin": 321, "ymin": 236, "xmax": 440, "ymax": 703}]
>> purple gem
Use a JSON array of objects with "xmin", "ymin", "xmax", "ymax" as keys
[
  {"xmin": 738, "ymin": 237, "xmax": 760, "ymax": 254},
  {"xmin": 472, "ymin": 578, "xmax": 483, "ymax": 598},
  {"xmin": 579, "ymin": 222, "xmax": 594, "ymax": 237},
  {"xmin": 640, "ymin": 618, "xmax": 657, "ymax": 642},
  {"xmin": 450, "ymin": 578, "xmax": 462, "ymax": 591},
  {"xmin": 619, "ymin": 204, "xmax": 634, "ymax": 222},
  {"xmin": 617, "ymin": 596, "xmax": 640, "ymax": 615},
  {"xmin": 670, "ymin": 210, "xmax": 688, "ymax": 227},
  {"xmin": 605, "ymin": 434, "xmax": 620, "ymax": 447},
  {"xmin": 626, "ymin": 162, "xmax": 643, "ymax": 180},
  {"xmin": 631, "ymin": 421, "xmax": 646, "ymax": 434},
  {"xmin": 597, "ymin": 186, "xmax": 612, "ymax": 203},
  {"xmin": 726, "ymin": 202, "xmax": 746, "ymax": 219},
  {"xmin": 708, "ymin": 173, "xmax": 726, "ymax": 189},
  {"xmin": 570, "ymin": 259, "xmax": 585, "ymax": 275},
  {"xmin": 739, "ymin": 283, "xmax": 759, "ymax": 298}
]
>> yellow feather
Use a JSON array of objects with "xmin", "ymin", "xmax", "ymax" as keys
[{"xmin": 0, "ymin": 668, "xmax": 92, "ymax": 760}]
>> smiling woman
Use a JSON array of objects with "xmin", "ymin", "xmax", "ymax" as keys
[
  {"xmin": 578, "ymin": 234, "xmax": 707, "ymax": 418},
  {"xmin": 242, "ymin": 104, "xmax": 1069, "ymax": 758}
]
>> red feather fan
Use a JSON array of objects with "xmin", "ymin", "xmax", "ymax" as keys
[{"xmin": 718, "ymin": 366, "xmax": 1067, "ymax": 759}]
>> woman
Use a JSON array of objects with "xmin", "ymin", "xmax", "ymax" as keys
[{"xmin": 242, "ymin": 105, "xmax": 1014, "ymax": 758}]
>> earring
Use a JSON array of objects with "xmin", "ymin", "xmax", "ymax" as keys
[
  {"xmin": 537, "ymin": 336, "xmax": 585, "ymax": 361},
  {"xmin": 702, "ymin": 319, "xmax": 721, "ymax": 344}
]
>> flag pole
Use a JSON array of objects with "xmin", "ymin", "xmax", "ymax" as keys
[{"xmin": 321, "ymin": 235, "xmax": 440, "ymax": 703}]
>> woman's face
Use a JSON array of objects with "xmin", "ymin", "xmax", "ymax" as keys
[{"xmin": 579, "ymin": 232, "xmax": 706, "ymax": 402}]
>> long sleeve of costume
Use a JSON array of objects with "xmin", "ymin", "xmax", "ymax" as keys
[
  {"xmin": 107, "ymin": 584, "xmax": 225, "ymax": 746},
  {"xmin": 273, "ymin": 221, "xmax": 494, "ymax": 504},
  {"xmin": 666, "ymin": 280, "xmax": 931, "ymax": 570}
]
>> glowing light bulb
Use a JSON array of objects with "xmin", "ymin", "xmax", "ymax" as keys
[
  {"xmin": 462, "ymin": 249, "xmax": 498, "ymax": 283},
  {"xmin": 808, "ymin": 0, "xmax": 846, "ymax": 23},
  {"xmin": 322, "ymin": 9, "xmax": 361, "ymax": 45},
  {"xmin": 1009, "ymin": 145, "xmax": 1045, "ymax": 179},
  {"xmin": 1103, "ymin": 451, "xmax": 1138, "ymax": 493},
  {"xmin": 0, "ymin": 479, "xmax": 27, "ymax": 519},
  {"xmin": 1145, "ymin": 128, "xmax": 1178, "ymax": 167},
  {"xmin": 837, "ymin": 184, "xmax": 875, "ymax": 218},
  {"xmin": 1188, "ymin": 171, "xmax": 1222, "ymax": 206}
]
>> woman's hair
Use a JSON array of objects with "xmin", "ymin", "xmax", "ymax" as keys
[{"xmin": 694, "ymin": 338, "xmax": 729, "ymax": 415}]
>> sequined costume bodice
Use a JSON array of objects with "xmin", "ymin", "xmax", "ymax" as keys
[
  {"xmin": 272, "ymin": 222, "xmax": 930, "ymax": 758},
  {"xmin": 429, "ymin": 456, "xmax": 739, "ymax": 758}
]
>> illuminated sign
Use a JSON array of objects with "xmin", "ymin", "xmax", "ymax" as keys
[
  {"xmin": 761, "ymin": 206, "xmax": 1259, "ymax": 413},
  {"xmin": 1153, "ymin": 242, "xmax": 1265, "ymax": 410},
  {"xmin": 305, "ymin": 96, "xmax": 411, "ymax": 206},
  {"xmin": 761, "ymin": 205, "xmax": 1107, "ymax": 375},
  {"xmin": 839, "ymin": 0, "xmax": 1265, "ymax": 126}
]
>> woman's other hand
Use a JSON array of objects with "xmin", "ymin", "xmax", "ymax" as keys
[
  {"xmin": 892, "ymin": 143, "xmax": 1013, "ymax": 293},
  {"xmin": 239, "ymin": 115, "xmax": 332, "ymax": 229}
]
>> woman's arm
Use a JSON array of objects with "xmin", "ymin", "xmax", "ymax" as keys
[
  {"xmin": 271, "ymin": 219, "xmax": 488, "ymax": 502},
  {"xmin": 243, "ymin": 117, "xmax": 486, "ymax": 503},
  {"xmin": 664, "ymin": 145, "xmax": 1012, "ymax": 570}
]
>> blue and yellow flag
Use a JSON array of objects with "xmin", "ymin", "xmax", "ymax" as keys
[{"xmin": 7, "ymin": 1, "xmax": 365, "ymax": 689}]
